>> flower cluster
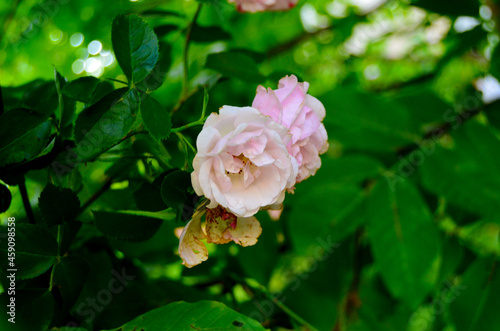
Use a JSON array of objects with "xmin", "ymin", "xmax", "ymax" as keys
[{"xmin": 179, "ymin": 75, "xmax": 329, "ymax": 267}]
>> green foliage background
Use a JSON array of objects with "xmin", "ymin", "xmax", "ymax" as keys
[{"xmin": 0, "ymin": 0, "xmax": 500, "ymax": 330}]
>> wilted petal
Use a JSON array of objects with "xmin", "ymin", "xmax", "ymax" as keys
[
  {"xmin": 178, "ymin": 209, "xmax": 208, "ymax": 268},
  {"xmin": 226, "ymin": 216, "xmax": 262, "ymax": 247}
]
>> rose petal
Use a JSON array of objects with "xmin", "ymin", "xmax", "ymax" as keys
[
  {"xmin": 178, "ymin": 209, "xmax": 208, "ymax": 268},
  {"xmin": 226, "ymin": 216, "xmax": 262, "ymax": 247}
]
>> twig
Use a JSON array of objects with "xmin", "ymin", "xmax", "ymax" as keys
[
  {"xmin": 105, "ymin": 78, "xmax": 129, "ymax": 86},
  {"xmin": 19, "ymin": 176, "xmax": 35, "ymax": 224},
  {"xmin": 183, "ymin": 4, "xmax": 203, "ymax": 98},
  {"xmin": 80, "ymin": 177, "xmax": 113, "ymax": 212},
  {"xmin": 267, "ymin": 27, "xmax": 328, "ymax": 58},
  {"xmin": 232, "ymin": 274, "xmax": 320, "ymax": 331},
  {"xmin": 171, "ymin": 120, "xmax": 205, "ymax": 133}
]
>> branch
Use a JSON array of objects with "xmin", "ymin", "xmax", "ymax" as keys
[
  {"xmin": 80, "ymin": 177, "xmax": 113, "ymax": 213},
  {"xmin": 183, "ymin": 4, "xmax": 203, "ymax": 98}
]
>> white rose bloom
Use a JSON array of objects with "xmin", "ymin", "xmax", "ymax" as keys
[{"xmin": 191, "ymin": 106, "xmax": 297, "ymax": 217}]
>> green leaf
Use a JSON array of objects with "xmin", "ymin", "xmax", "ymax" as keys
[
  {"xmin": 206, "ymin": 51, "xmax": 265, "ymax": 83},
  {"xmin": 420, "ymin": 120, "xmax": 500, "ymax": 218},
  {"xmin": 288, "ymin": 184, "xmax": 366, "ymax": 254},
  {"xmin": 0, "ymin": 224, "xmax": 57, "ymax": 280},
  {"xmin": 449, "ymin": 258, "xmax": 500, "ymax": 331},
  {"xmin": 93, "ymin": 209, "xmax": 175, "ymax": 242},
  {"xmin": 322, "ymin": 88, "xmax": 421, "ymax": 152},
  {"xmin": 0, "ymin": 108, "xmax": 52, "ymax": 168},
  {"xmin": 394, "ymin": 84, "xmax": 452, "ymax": 125},
  {"xmin": 73, "ymin": 88, "xmax": 140, "ymax": 161},
  {"xmin": 0, "ymin": 183, "xmax": 11, "ymax": 213},
  {"xmin": 112, "ymin": 14, "xmax": 159, "ymax": 84},
  {"xmin": 105, "ymin": 300, "xmax": 266, "ymax": 331},
  {"xmin": 38, "ymin": 183, "xmax": 80, "ymax": 226},
  {"xmin": 366, "ymin": 179, "xmax": 441, "ymax": 309},
  {"xmin": 137, "ymin": 41, "xmax": 171, "ymax": 92},
  {"xmin": 141, "ymin": 95, "xmax": 171, "ymax": 141},
  {"xmin": 412, "ymin": 0, "xmax": 479, "ymax": 16},
  {"xmin": 287, "ymin": 155, "xmax": 382, "ymax": 253},
  {"xmin": 62, "ymin": 76, "xmax": 102, "ymax": 103},
  {"xmin": 54, "ymin": 69, "xmax": 76, "ymax": 133}
]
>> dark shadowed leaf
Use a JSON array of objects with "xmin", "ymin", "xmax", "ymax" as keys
[
  {"xmin": 161, "ymin": 170, "xmax": 191, "ymax": 208},
  {"xmin": 0, "ymin": 108, "xmax": 52, "ymax": 167},
  {"xmin": 206, "ymin": 51, "xmax": 265, "ymax": 83},
  {"xmin": 191, "ymin": 23, "xmax": 231, "ymax": 43},
  {"xmin": 38, "ymin": 183, "xmax": 80, "ymax": 226},
  {"xmin": 53, "ymin": 256, "xmax": 90, "ymax": 311},
  {"xmin": 154, "ymin": 24, "xmax": 179, "ymax": 37},
  {"xmin": 93, "ymin": 209, "xmax": 175, "ymax": 242},
  {"xmin": 141, "ymin": 95, "xmax": 171, "ymax": 141},
  {"xmin": 73, "ymin": 88, "xmax": 140, "ymax": 161},
  {"xmin": 62, "ymin": 76, "xmax": 102, "ymax": 104},
  {"xmin": 0, "ymin": 224, "xmax": 57, "ymax": 280},
  {"xmin": 0, "ymin": 290, "xmax": 54, "ymax": 331}
]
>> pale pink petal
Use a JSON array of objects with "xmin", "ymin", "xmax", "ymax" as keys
[{"xmin": 252, "ymin": 86, "xmax": 282, "ymax": 123}]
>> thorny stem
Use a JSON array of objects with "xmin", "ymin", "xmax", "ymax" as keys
[{"xmin": 183, "ymin": 3, "xmax": 203, "ymax": 98}]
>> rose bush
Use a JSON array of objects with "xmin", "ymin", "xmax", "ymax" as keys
[
  {"xmin": 191, "ymin": 105, "xmax": 297, "ymax": 218},
  {"xmin": 252, "ymin": 75, "xmax": 329, "ymax": 182},
  {"xmin": 228, "ymin": 0, "xmax": 298, "ymax": 13}
]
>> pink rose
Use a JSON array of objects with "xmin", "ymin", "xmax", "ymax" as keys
[
  {"xmin": 191, "ymin": 106, "xmax": 297, "ymax": 218},
  {"xmin": 252, "ymin": 75, "xmax": 329, "ymax": 183},
  {"xmin": 228, "ymin": 0, "xmax": 298, "ymax": 13},
  {"xmin": 179, "ymin": 206, "xmax": 262, "ymax": 268}
]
